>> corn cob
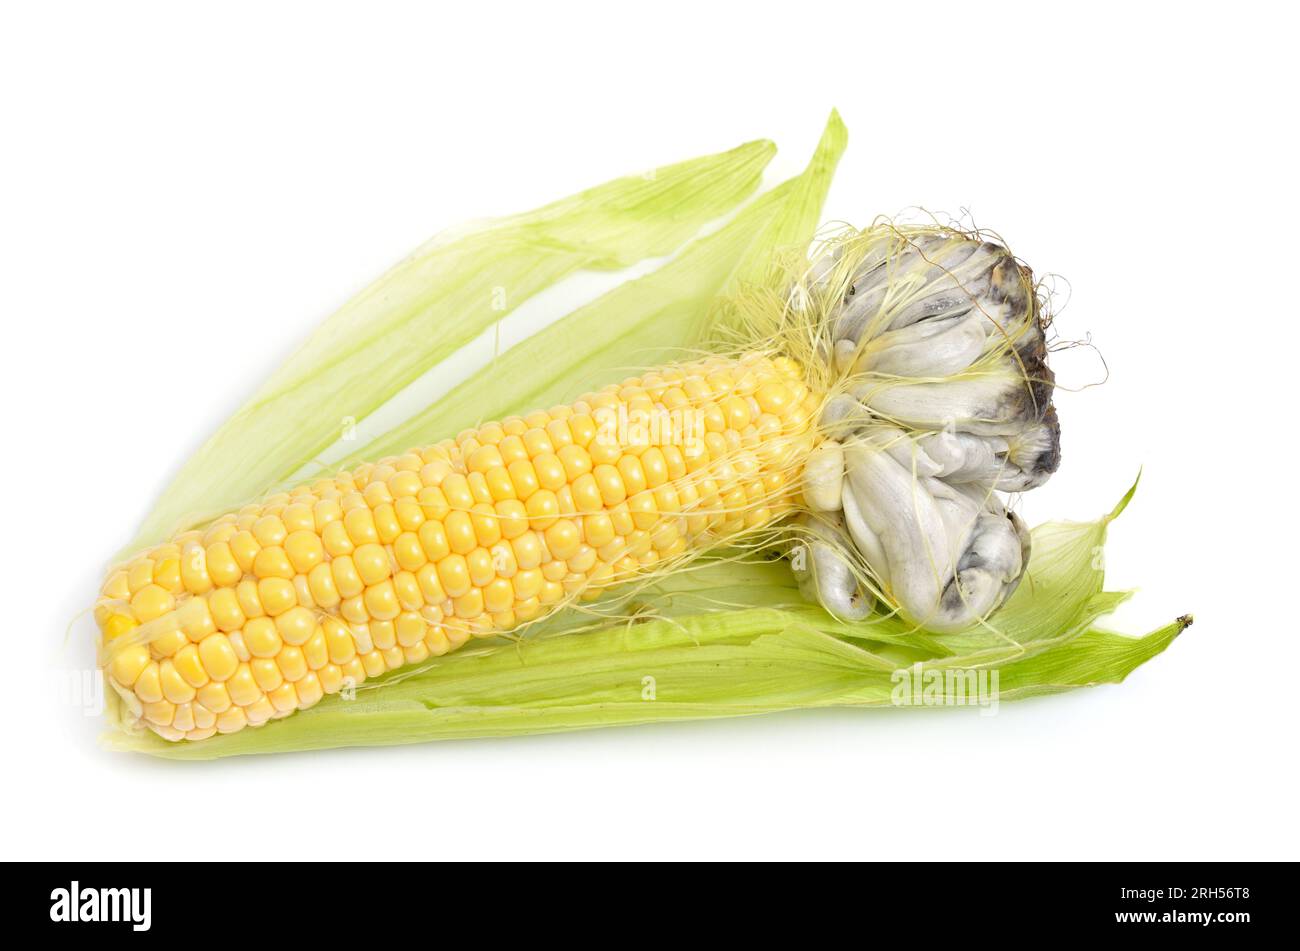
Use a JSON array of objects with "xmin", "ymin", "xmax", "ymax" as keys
[{"xmin": 96, "ymin": 353, "xmax": 819, "ymax": 740}]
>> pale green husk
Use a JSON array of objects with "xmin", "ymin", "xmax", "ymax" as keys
[{"xmin": 105, "ymin": 112, "xmax": 1186, "ymax": 758}]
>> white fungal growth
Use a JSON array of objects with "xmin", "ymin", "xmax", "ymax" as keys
[{"xmin": 790, "ymin": 224, "xmax": 1059, "ymax": 632}]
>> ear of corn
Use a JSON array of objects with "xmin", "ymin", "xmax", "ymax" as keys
[
  {"xmin": 98, "ymin": 353, "xmax": 819, "ymax": 740},
  {"xmin": 97, "ymin": 113, "xmax": 1186, "ymax": 755}
]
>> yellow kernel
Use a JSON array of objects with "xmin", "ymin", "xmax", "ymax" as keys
[
  {"xmin": 418, "ymin": 520, "xmax": 450, "ymax": 561},
  {"xmin": 509, "ymin": 569, "xmax": 540, "ymax": 597},
  {"xmin": 131, "ymin": 662, "xmax": 163, "ymax": 702},
  {"xmin": 394, "ymin": 498, "xmax": 425, "ymax": 531},
  {"xmin": 393, "ymin": 532, "xmax": 426, "ymax": 571},
  {"xmin": 215, "ymin": 705, "xmax": 248, "ymax": 734},
  {"xmin": 109, "ymin": 645, "xmax": 151, "ymax": 687},
  {"xmin": 235, "ymin": 579, "xmax": 265, "ymax": 619},
  {"xmin": 228, "ymin": 531, "xmax": 260, "ymax": 574},
  {"xmin": 361, "ymin": 650, "xmax": 387, "ymax": 678},
  {"xmin": 170, "ymin": 702, "xmax": 196, "ymax": 732},
  {"xmin": 344, "ymin": 507, "xmax": 378, "ymax": 546},
  {"xmin": 568, "ymin": 544, "xmax": 598, "ymax": 573},
  {"xmin": 277, "ymin": 645, "xmax": 307, "ymax": 682},
  {"xmin": 570, "ymin": 473, "xmax": 602, "ymax": 513},
  {"xmin": 545, "ymin": 418, "xmax": 573, "ymax": 449},
  {"xmin": 581, "ymin": 518, "xmax": 614, "ymax": 554},
  {"xmin": 330, "ymin": 555, "xmax": 364, "ymax": 599},
  {"xmin": 488, "ymin": 541, "xmax": 517, "ymax": 578},
  {"xmin": 149, "ymin": 627, "xmax": 188, "ymax": 659},
  {"xmin": 102, "ymin": 570, "xmax": 131, "ymax": 600},
  {"xmin": 206, "ymin": 587, "xmax": 244, "ymax": 633},
  {"xmin": 591, "ymin": 464, "xmax": 626, "ymax": 506},
  {"xmin": 321, "ymin": 520, "xmax": 354, "ymax": 557},
  {"xmin": 295, "ymin": 672, "xmax": 324, "ymax": 709},
  {"xmin": 198, "ymin": 633, "xmax": 239, "ymax": 681},
  {"xmin": 303, "ymin": 627, "xmax": 329, "ymax": 669},
  {"xmin": 544, "ymin": 519, "xmax": 581, "ymax": 560},
  {"xmin": 275, "ymin": 606, "xmax": 316, "ymax": 646},
  {"xmin": 171, "ymin": 644, "xmax": 210, "ymax": 689},
  {"xmin": 393, "ymin": 570, "xmax": 422, "ymax": 611},
  {"xmin": 389, "ymin": 470, "xmax": 423, "ymax": 498},
  {"xmin": 268, "ymin": 682, "xmax": 299, "ymax": 713},
  {"xmin": 252, "ymin": 545, "xmax": 294, "ymax": 580},
  {"xmin": 369, "ymin": 620, "xmax": 395, "ymax": 650},
  {"xmin": 469, "ymin": 503, "xmax": 501, "ymax": 547},
  {"xmin": 466, "ymin": 548, "xmax": 496, "ymax": 587},
  {"xmin": 395, "ymin": 612, "xmax": 427, "ymax": 647},
  {"xmin": 512, "ymin": 532, "xmax": 543, "ymax": 570},
  {"xmin": 507, "ymin": 459, "xmax": 539, "ymax": 500},
  {"xmin": 242, "ymin": 617, "xmax": 281, "ymax": 658},
  {"xmin": 568, "ymin": 413, "xmax": 597, "ymax": 448},
  {"xmin": 446, "ymin": 510, "xmax": 478, "ymax": 555},
  {"xmin": 126, "ymin": 558, "xmax": 154, "ymax": 594},
  {"xmin": 364, "ymin": 580, "xmax": 400, "ymax": 620},
  {"xmin": 252, "ymin": 515, "xmax": 287, "ymax": 548},
  {"xmin": 484, "ymin": 466, "xmax": 516, "ymax": 502},
  {"xmin": 282, "ymin": 531, "xmax": 325, "ymax": 574},
  {"xmin": 415, "ymin": 563, "xmax": 446, "ymax": 604},
  {"xmin": 226, "ymin": 663, "xmax": 262, "ymax": 706},
  {"xmin": 755, "ymin": 380, "xmax": 793, "ymax": 415},
  {"xmin": 453, "ymin": 588, "xmax": 484, "ymax": 619},
  {"xmin": 307, "ymin": 562, "xmax": 340, "ymax": 608},
  {"xmin": 278, "ymin": 502, "xmax": 311, "ymax": 534},
  {"xmin": 441, "ymin": 473, "xmax": 474, "ymax": 511},
  {"xmin": 353, "ymin": 543, "xmax": 392, "ymax": 585},
  {"xmin": 468, "ymin": 444, "xmax": 503, "ymax": 473},
  {"xmin": 662, "ymin": 446, "xmax": 686, "ymax": 481},
  {"xmin": 436, "ymin": 554, "xmax": 471, "ymax": 599},
  {"xmin": 522, "ymin": 427, "xmax": 553, "ymax": 456},
  {"xmin": 318, "ymin": 663, "xmax": 344, "ymax": 695},
  {"xmin": 483, "ymin": 578, "xmax": 514, "ymax": 614},
  {"xmin": 195, "ymin": 681, "xmax": 231, "ymax": 714},
  {"xmin": 245, "ymin": 695, "xmax": 276, "ymax": 725},
  {"xmin": 373, "ymin": 503, "xmax": 402, "ymax": 544},
  {"xmin": 177, "ymin": 598, "xmax": 215, "ymax": 641},
  {"xmin": 312, "ymin": 498, "xmax": 343, "ymax": 529},
  {"xmin": 323, "ymin": 618, "xmax": 356, "ymax": 665},
  {"xmin": 179, "ymin": 546, "xmax": 212, "ymax": 595},
  {"xmin": 130, "ymin": 584, "xmax": 174, "ymax": 624},
  {"xmin": 640, "ymin": 448, "xmax": 667, "ymax": 488},
  {"xmin": 363, "ymin": 480, "xmax": 394, "ymax": 510},
  {"xmin": 142, "ymin": 698, "xmax": 176, "ymax": 726},
  {"xmin": 424, "ymin": 626, "xmax": 451, "ymax": 656},
  {"xmin": 102, "ymin": 613, "xmax": 137, "ymax": 642},
  {"xmin": 557, "ymin": 444, "xmax": 592, "ymax": 481},
  {"xmin": 617, "ymin": 455, "xmax": 648, "ymax": 495},
  {"xmin": 257, "ymin": 577, "xmax": 297, "ymax": 616},
  {"xmin": 525, "ymin": 490, "xmax": 559, "ymax": 530},
  {"xmin": 153, "ymin": 558, "xmax": 181, "ymax": 592},
  {"xmin": 339, "ymin": 595, "xmax": 368, "ymax": 624},
  {"xmin": 532, "ymin": 453, "xmax": 566, "ymax": 491},
  {"xmin": 628, "ymin": 490, "xmax": 659, "ymax": 530}
]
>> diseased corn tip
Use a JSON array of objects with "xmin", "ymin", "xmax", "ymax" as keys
[{"xmin": 96, "ymin": 353, "xmax": 819, "ymax": 741}]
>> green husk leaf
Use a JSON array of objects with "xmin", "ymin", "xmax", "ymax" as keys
[
  {"xmin": 107, "ymin": 490, "xmax": 1184, "ymax": 759},
  {"xmin": 127, "ymin": 137, "xmax": 776, "ymax": 552}
]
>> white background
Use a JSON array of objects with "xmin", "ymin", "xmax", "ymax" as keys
[{"xmin": 2, "ymin": 1, "xmax": 1296, "ymax": 861}]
